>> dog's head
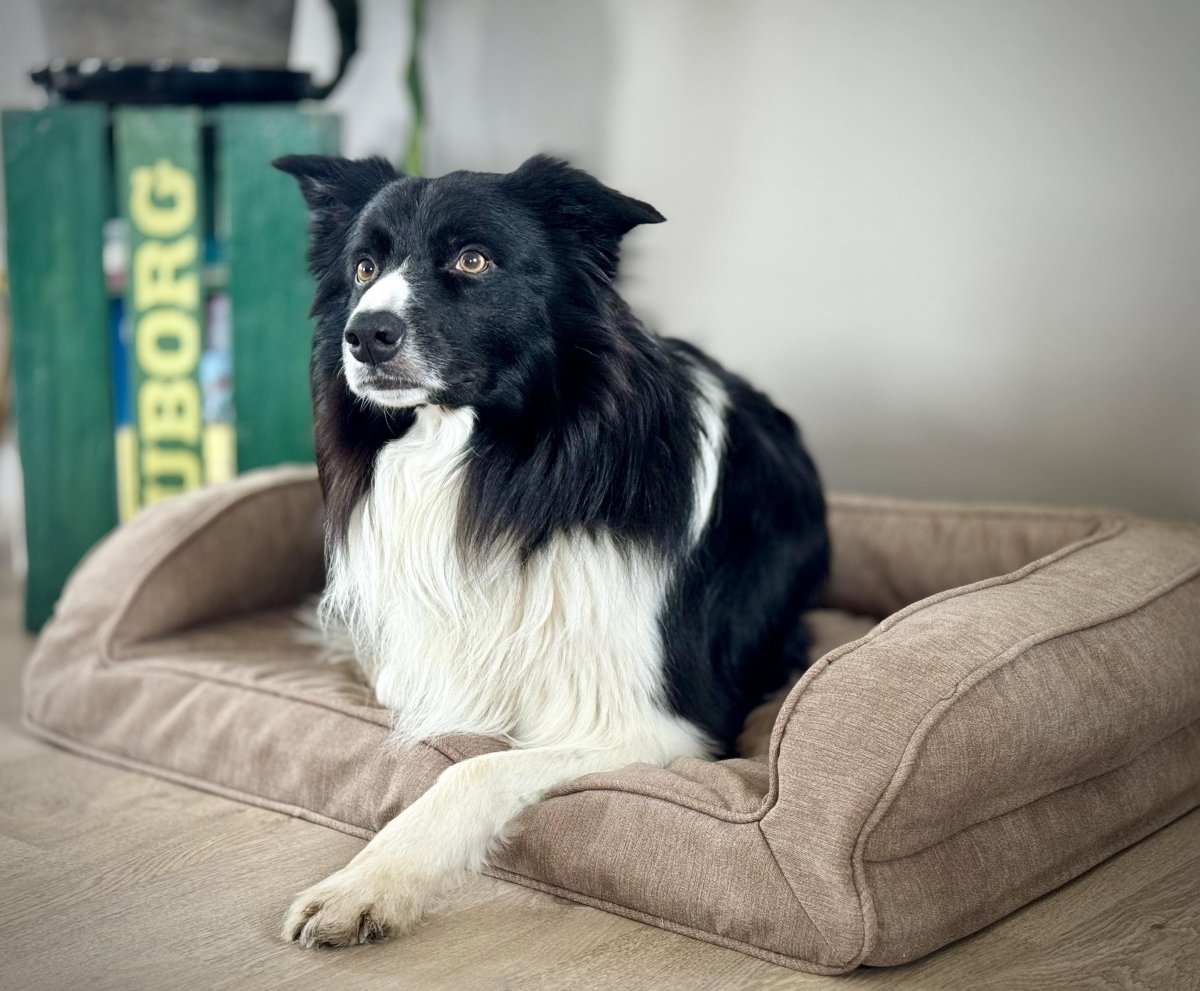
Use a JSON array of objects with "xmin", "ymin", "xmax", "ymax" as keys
[{"xmin": 274, "ymin": 154, "xmax": 664, "ymax": 412}]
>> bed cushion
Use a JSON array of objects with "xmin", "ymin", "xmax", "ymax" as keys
[{"xmin": 22, "ymin": 466, "xmax": 1200, "ymax": 973}]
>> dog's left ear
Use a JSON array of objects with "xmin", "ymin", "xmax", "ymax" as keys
[{"xmin": 507, "ymin": 155, "xmax": 665, "ymax": 279}]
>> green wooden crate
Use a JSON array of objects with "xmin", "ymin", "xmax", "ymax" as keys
[{"xmin": 2, "ymin": 103, "xmax": 339, "ymax": 630}]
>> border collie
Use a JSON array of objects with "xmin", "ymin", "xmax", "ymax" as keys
[{"xmin": 273, "ymin": 153, "xmax": 828, "ymax": 948}]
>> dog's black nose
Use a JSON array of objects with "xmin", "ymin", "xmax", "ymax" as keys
[{"xmin": 344, "ymin": 312, "xmax": 405, "ymax": 366}]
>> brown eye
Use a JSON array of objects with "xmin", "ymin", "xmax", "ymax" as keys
[
  {"xmin": 355, "ymin": 258, "xmax": 378, "ymax": 284},
  {"xmin": 455, "ymin": 249, "xmax": 490, "ymax": 275}
]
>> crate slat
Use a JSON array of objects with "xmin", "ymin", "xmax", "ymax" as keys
[
  {"xmin": 216, "ymin": 107, "xmax": 339, "ymax": 472},
  {"xmin": 2, "ymin": 105, "xmax": 117, "ymax": 630},
  {"xmin": 113, "ymin": 107, "xmax": 207, "ymax": 514}
]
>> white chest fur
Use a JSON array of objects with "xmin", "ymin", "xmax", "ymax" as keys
[{"xmin": 321, "ymin": 405, "xmax": 709, "ymax": 759}]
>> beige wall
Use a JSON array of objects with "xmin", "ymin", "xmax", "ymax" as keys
[
  {"xmin": 4, "ymin": 0, "xmax": 1197, "ymax": 520},
  {"xmin": 418, "ymin": 0, "xmax": 1200, "ymax": 521}
]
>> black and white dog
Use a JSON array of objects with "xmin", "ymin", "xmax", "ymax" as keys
[{"xmin": 274, "ymin": 153, "xmax": 828, "ymax": 948}]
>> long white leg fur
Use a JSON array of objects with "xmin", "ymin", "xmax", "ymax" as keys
[{"xmin": 282, "ymin": 742, "xmax": 651, "ymax": 946}]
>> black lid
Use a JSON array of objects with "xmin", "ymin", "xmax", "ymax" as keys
[{"xmin": 32, "ymin": 59, "xmax": 317, "ymax": 106}]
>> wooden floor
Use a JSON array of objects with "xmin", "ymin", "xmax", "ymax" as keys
[{"xmin": 1, "ymin": 566, "xmax": 1198, "ymax": 990}]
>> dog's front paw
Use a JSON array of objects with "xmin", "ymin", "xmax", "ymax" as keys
[{"xmin": 281, "ymin": 863, "xmax": 426, "ymax": 949}]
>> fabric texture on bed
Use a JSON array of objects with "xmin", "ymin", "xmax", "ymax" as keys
[{"xmin": 22, "ymin": 466, "xmax": 1200, "ymax": 972}]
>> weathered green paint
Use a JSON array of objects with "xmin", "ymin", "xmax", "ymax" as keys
[
  {"xmin": 114, "ymin": 107, "xmax": 207, "ymax": 510},
  {"xmin": 2, "ymin": 106, "xmax": 117, "ymax": 630},
  {"xmin": 215, "ymin": 106, "xmax": 339, "ymax": 472}
]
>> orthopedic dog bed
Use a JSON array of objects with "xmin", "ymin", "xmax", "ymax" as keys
[{"xmin": 22, "ymin": 466, "xmax": 1200, "ymax": 973}]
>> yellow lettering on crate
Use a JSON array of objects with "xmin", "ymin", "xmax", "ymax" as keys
[
  {"xmin": 138, "ymin": 379, "xmax": 201, "ymax": 445},
  {"xmin": 129, "ymin": 160, "xmax": 196, "ymax": 238},
  {"xmin": 133, "ymin": 236, "xmax": 199, "ymax": 310},
  {"xmin": 128, "ymin": 156, "xmax": 205, "ymax": 511},
  {"xmin": 135, "ymin": 309, "xmax": 200, "ymax": 377},
  {"xmin": 141, "ymin": 446, "xmax": 203, "ymax": 503}
]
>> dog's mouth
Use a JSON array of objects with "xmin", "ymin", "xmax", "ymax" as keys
[
  {"xmin": 344, "ymin": 360, "xmax": 439, "ymax": 409},
  {"xmin": 358, "ymin": 369, "xmax": 426, "ymax": 392},
  {"xmin": 354, "ymin": 381, "xmax": 436, "ymax": 411}
]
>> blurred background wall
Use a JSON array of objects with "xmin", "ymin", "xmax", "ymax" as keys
[{"xmin": 5, "ymin": 0, "xmax": 1199, "ymax": 521}]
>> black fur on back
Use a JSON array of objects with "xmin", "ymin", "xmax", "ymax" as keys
[{"xmin": 275, "ymin": 153, "xmax": 829, "ymax": 754}]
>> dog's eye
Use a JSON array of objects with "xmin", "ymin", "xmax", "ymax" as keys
[
  {"xmin": 455, "ymin": 250, "xmax": 490, "ymax": 275},
  {"xmin": 355, "ymin": 258, "xmax": 378, "ymax": 285}
]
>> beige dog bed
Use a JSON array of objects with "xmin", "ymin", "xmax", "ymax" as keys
[{"xmin": 23, "ymin": 466, "xmax": 1200, "ymax": 973}]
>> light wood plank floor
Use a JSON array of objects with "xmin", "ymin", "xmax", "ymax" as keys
[{"xmin": 1, "ymin": 563, "xmax": 1197, "ymax": 991}]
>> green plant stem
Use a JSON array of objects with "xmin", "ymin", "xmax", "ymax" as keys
[{"xmin": 404, "ymin": 0, "xmax": 426, "ymax": 175}]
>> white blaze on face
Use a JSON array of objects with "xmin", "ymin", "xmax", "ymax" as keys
[{"xmin": 350, "ymin": 267, "xmax": 414, "ymax": 323}]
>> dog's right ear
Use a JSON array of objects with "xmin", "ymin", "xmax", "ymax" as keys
[{"xmin": 273, "ymin": 154, "xmax": 397, "ymax": 240}]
